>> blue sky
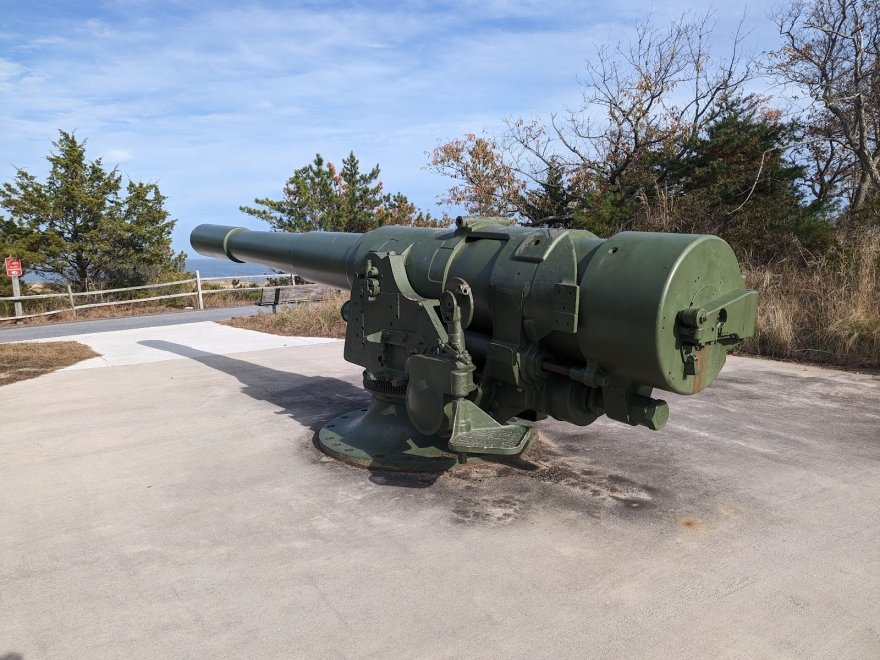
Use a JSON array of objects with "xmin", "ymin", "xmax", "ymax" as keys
[{"xmin": 1, "ymin": 1, "xmax": 781, "ymax": 252}]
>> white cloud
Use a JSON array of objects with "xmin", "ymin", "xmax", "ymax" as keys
[
  {"xmin": 0, "ymin": 58, "xmax": 26, "ymax": 82},
  {"xmin": 102, "ymin": 148, "xmax": 133, "ymax": 163}
]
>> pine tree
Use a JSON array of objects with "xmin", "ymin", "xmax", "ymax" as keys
[
  {"xmin": 240, "ymin": 152, "xmax": 436, "ymax": 232},
  {"xmin": 660, "ymin": 96, "xmax": 832, "ymax": 261},
  {"xmin": 0, "ymin": 131, "xmax": 184, "ymax": 290},
  {"xmin": 520, "ymin": 159, "xmax": 575, "ymax": 226}
]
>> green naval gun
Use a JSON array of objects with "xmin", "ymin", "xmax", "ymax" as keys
[{"xmin": 192, "ymin": 217, "xmax": 757, "ymax": 470}]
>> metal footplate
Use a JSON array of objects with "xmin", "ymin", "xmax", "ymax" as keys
[
  {"xmin": 447, "ymin": 399, "xmax": 535, "ymax": 456},
  {"xmin": 448, "ymin": 424, "xmax": 533, "ymax": 456}
]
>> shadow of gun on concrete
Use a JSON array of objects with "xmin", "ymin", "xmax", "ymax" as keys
[
  {"xmin": 138, "ymin": 340, "xmax": 443, "ymax": 488},
  {"xmin": 137, "ymin": 340, "xmax": 672, "ymax": 516}
]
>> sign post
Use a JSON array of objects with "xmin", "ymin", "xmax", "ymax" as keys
[{"xmin": 5, "ymin": 257, "xmax": 24, "ymax": 321}]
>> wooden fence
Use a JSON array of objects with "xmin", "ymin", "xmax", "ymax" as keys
[{"xmin": 0, "ymin": 272, "xmax": 299, "ymax": 322}]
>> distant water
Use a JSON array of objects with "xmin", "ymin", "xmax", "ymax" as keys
[{"xmin": 185, "ymin": 257, "xmax": 280, "ymax": 278}]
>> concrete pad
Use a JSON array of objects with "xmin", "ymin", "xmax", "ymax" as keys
[
  {"xmin": 27, "ymin": 321, "xmax": 339, "ymax": 369},
  {"xmin": 1, "ymin": 342, "xmax": 879, "ymax": 659}
]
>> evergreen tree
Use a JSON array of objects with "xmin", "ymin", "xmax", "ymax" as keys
[
  {"xmin": 240, "ymin": 152, "xmax": 437, "ymax": 232},
  {"xmin": 520, "ymin": 159, "xmax": 575, "ymax": 226},
  {"xmin": 0, "ymin": 131, "xmax": 184, "ymax": 290},
  {"xmin": 338, "ymin": 153, "xmax": 385, "ymax": 232},
  {"xmin": 658, "ymin": 96, "xmax": 832, "ymax": 261}
]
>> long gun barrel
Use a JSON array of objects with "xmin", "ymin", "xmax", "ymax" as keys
[
  {"xmin": 192, "ymin": 217, "xmax": 757, "ymax": 469},
  {"xmin": 191, "ymin": 223, "xmax": 362, "ymax": 290}
]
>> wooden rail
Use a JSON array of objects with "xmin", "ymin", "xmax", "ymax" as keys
[{"xmin": 0, "ymin": 272, "xmax": 306, "ymax": 322}]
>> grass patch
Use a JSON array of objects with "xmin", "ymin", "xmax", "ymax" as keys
[
  {"xmin": 221, "ymin": 291, "xmax": 348, "ymax": 338},
  {"xmin": 0, "ymin": 341, "xmax": 100, "ymax": 386},
  {"xmin": 738, "ymin": 234, "xmax": 880, "ymax": 369}
]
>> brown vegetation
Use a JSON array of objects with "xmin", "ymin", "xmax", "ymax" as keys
[
  {"xmin": 740, "ymin": 234, "xmax": 880, "ymax": 369},
  {"xmin": 0, "ymin": 341, "xmax": 99, "ymax": 386},
  {"xmin": 221, "ymin": 291, "xmax": 348, "ymax": 338}
]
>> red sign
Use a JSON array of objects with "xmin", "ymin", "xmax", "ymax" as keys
[{"xmin": 5, "ymin": 257, "xmax": 22, "ymax": 277}]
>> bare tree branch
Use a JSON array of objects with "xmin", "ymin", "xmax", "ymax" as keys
[{"xmin": 770, "ymin": 0, "xmax": 880, "ymax": 210}]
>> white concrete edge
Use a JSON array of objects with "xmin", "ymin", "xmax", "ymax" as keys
[{"xmin": 21, "ymin": 321, "xmax": 342, "ymax": 370}]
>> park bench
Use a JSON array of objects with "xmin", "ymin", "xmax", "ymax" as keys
[{"xmin": 256, "ymin": 286, "xmax": 300, "ymax": 313}]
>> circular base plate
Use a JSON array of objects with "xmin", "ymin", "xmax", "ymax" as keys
[{"xmin": 317, "ymin": 396, "xmax": 535, "ymax": 472}]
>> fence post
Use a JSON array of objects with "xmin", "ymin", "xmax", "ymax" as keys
[
  {"xmin": 66, "ymin": 284, "xmax": 77, "ymax": 317},
  {"xmin": 195, "ymin": 270, "xmax": 205, "ymax": 310},
  {"xmin": 11, "ymin": 274, "xmax": 24, "ymax": 322}
]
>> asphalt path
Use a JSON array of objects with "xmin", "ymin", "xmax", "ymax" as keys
[{"xmin": 0, "ymin": 305, "xmax": 268, "ymax": 343}]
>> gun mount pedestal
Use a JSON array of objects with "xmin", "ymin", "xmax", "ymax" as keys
[{"xmin": 317, "ymin": 393, "xmax": 538, "ymax": 471}]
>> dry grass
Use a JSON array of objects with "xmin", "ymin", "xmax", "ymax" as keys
[
  {"xmin": 0, "ymin": 341, "xmax": 100, "ymax": 386},
  {"xmin": 739, "ymin": 234, "xmax": 880, "ymax": 369},
  {"xmin": 221, "ymin": 291, "xmax": 348, "ymax": 338}
]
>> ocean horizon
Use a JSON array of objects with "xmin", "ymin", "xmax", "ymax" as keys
[{"xmin": 185, "ymin": 258, "xmax": 281, "ymax": 279}]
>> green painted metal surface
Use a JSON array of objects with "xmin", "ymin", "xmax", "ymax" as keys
[{"xmin": 191, "ymin": 216, "xmax": 757, "ymax": 469}]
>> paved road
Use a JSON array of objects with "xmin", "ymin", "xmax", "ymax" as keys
[
  {"xmin": 0, "ymin": 305, "xmax": 267, "ymax": 343},
  {"xmin": 1, "ymin": 332, "xmax": 878, "ymax": 658}
]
